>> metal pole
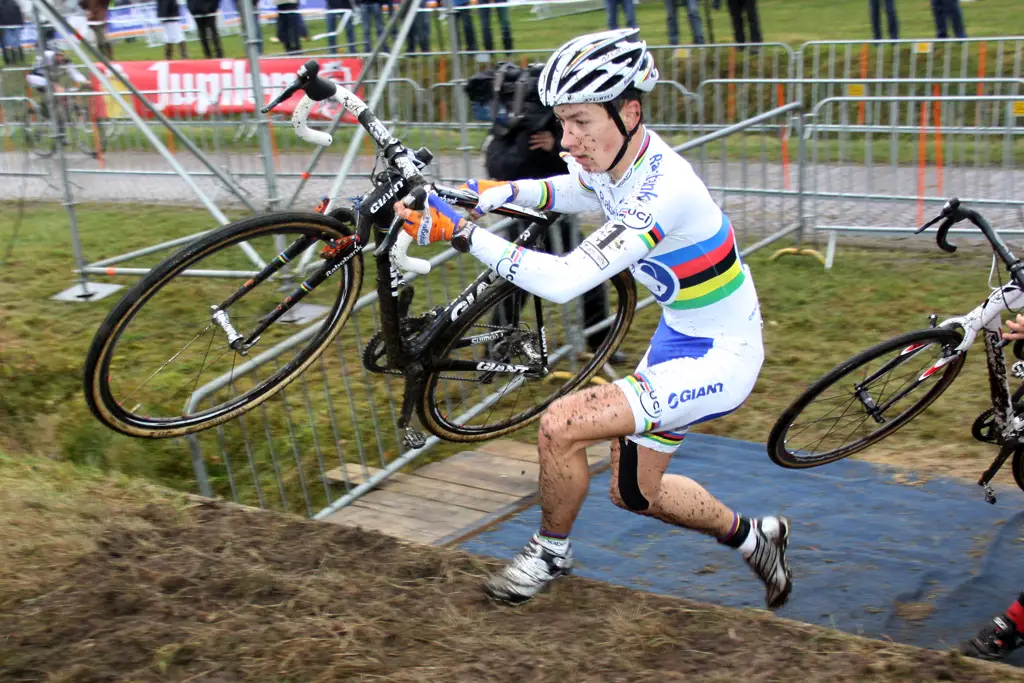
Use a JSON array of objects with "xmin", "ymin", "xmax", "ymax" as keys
[
  {"xmin": 320, "ymin": 0, "xmax": 426, "ymax": 205},
  {"xmin": 283, "ymin": 0, "xmax": 422, "ymax": 209},
  {"xmin": 30, "ymin": 0, "xmax": 257, "ymax": 217},
  {"xmin": 238, "ymin": 0, "xmax": 279, "ymax": 211},
  {"xmin": 444, "ymin": 0, "xmax": 472, "ymax": 179},
  {"xmin": 33, "ymin": 6, "xmax": 92, "ymax": 297}
]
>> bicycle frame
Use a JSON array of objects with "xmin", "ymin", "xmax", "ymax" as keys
[{"xmin": 364, "ymin": 185, "xmax": 560, "ymax": 446}]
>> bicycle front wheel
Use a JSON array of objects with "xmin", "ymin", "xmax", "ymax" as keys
[
  {"xmin": 419, "ymin": 270, "xmax": 636, "ymax": 442},
  {"xmin": 767, "ymin": 328, "xmax": 965, "ymax": 468},
  {"xmin": 83, "ymin": 210, "xmax": 363, "ymax": 439}
]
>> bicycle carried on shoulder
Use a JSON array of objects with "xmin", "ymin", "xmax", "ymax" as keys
[
  {"xmin": 83, "ymin": 60, "xmax": 636, "ymax": 447},
  {"xmin": 768, "ymin": 199, "xmax": 1024, "ymax": 504}
]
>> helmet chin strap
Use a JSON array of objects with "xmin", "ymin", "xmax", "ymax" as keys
[{"xmin": 602, "ymin": 101, "xmax": 643, "ymax": 175}]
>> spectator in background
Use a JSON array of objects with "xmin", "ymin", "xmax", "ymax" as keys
[
  {"xmin": 868, "ymin": 0, "xmax": 898, "ymax": 40},
  {"xmin": 82, "ymin": 0, "xmax": 113, "ymax": 58},
  {"xmin": 452, "ymin": 0, "xmax": 477, "ymax": 52},
  {"xmin": 479, "ymin": 0, "xmax": 512, "ymax": 54},
  {"xmin": 931, "ymin": 0, "xmax": 966, "ymax": 39},
  {"xmin": 274, "ymin": 0, "xmax": 302, "ymax": 53},
  {"xmin": 325, "ymin": 0, "xmax": 357, "ymax": 52},
  {"xmin": 666, "ymin": 0, "xmax": 704, "ymax": 46},
  {"xmin": 395, "ymin": 1, "xmax": 430, "ymax": 54},
  {"xmin": 605, "ymin": 0, "xmax": 636, "ymax": 30},
  {"xmin": 0, "ymin": 0, "xmax": 25, "ymax": 65},
  {"xmin": 717, "ymin": 0, "xmax": 762, "ymax": 48},
  {"xmin": 187, "ymin": 0, "xmax": 223, "ymax": 58},
  {"xmin": 156, "ymin": 0, "xmax": 188, "ymax": 59},
  {"xmin": 358, "ymin": 0, "xmax": 389, "ymax": 52}
]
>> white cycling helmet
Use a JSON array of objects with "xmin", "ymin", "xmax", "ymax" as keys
[
  {"xmin": 538, "ymin": 28, "xmax": 658, "ymax": 107},
  {"xmin": 538, "ymin": 29, "xmax": 658, "ymax": 173}
]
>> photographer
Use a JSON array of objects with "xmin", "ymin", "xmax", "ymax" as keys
[{"xmin": 465, "ymin": 62, "xmax": 622, "ymax": 363}]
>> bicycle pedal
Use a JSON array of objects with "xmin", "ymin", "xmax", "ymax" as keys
[
  {"xmin": 402, "ymin": 428, "xmax": 427, "ymax": 450},
  {"xmin": 982, "ymin": 482, "xmax": 998, "ymax": 505}
]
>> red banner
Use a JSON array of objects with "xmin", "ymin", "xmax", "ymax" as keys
[{"xmin": 91, "ymin": 57, "xmax": 365, "ymax": 123}]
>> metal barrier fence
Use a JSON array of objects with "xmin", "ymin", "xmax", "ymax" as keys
[{"xmin": 5, "ymin": 20, "xmax": 1024, "ymax": 512}]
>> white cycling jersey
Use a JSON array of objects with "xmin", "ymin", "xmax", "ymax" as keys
[
  {"xmin": 466, "ymin": 127, "xmax": 764, "ymax": 451},
  {"xmin": 26, "ymin": 51, "xmax": 89, "ymax": 90},
  {"xmin": 469, "ymin": 127, "xmax": 762, "ymax": 346}
]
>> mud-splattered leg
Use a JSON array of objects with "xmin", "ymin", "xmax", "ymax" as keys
[
  {"xmin": 535, "ymin": 384, "xmax": 636, "ymax": 536},
  {"xmin": 608, "ymin": 438, "xmax": 735, "ymax": 537}
]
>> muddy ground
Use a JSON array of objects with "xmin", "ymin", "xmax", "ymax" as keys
[{"xmin": 1, "ymin": 458, "xmax": 1021, "ymax": 683}]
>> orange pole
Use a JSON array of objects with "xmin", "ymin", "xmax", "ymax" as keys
[
  {"xmin": 918, "ymin": 102, "xmax": 927, "ymax": 226},
  {"xmin": 727, "ymin": 48, "xmax": 736, "ymax": 121},
  {"xmin": 858, "ymin": 43, "xmax": 868, "ymax": 126},
  {"xmin": 269, "ymin": 119, "xmax": 280, "ymax": 169},
  {"xmin": 777, "ymin": 84, "xmax": 791, "ymax": 191},
  {"xmin": 976, "ymin": 41, "xmax": 986, "ymax": 127},
  {"xmin": 933, "ymin": 84, "xmax": 943, "ymax": 195},
  {"xmin": 88, "ymin": 95, "xmax": 104, "ymax": 168}
]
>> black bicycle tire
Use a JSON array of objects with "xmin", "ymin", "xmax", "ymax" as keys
[
  {"xmin": 418, "ymin": 269, "xmax": 637, "ymax": 442},
  {"xmin": 23, "ymin": 112, "xmax": 55, "ymax": 158},
  {"xmin": 767, "ymin": 327, "xmax": 966, "ymax": 469},
  {"xmin": 1012, "ymin": 447, "xmax": 1024, "ymax": 495},
  {"xmin": 83, "ymin": 210, "xmax": 363, "ymax": 439}
]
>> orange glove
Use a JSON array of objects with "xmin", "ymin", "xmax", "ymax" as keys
[{"xmin": 396, "ymin": 192, "xmax": 467, "ymax": 245}]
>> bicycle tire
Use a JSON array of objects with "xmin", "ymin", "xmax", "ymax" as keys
[
  {"xmin": 767, "ymin": 328, "xmax": 965, "ymax": 469},
  {"xmin": 418, "ymin": 269, "xmax": 636, "ymax": 442},
  {"xmin": 1012, "ymin": 447, "xmax": 1024, "ymax": 495},
  {"xmin": 83, "ymin": 210, "xmax": 363, "ymax": 439}
]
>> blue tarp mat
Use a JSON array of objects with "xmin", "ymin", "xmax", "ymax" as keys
[{"xmin": 459, "ymin": 433, "xmax": 1024, "ymax": 664}]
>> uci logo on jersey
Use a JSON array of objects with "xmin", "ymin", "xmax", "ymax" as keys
[
  {"xmin": 618, "ymin": 206, "xmax": 654, "ymax": 231},
  {"xmin": 667, "ymin": 382, "xmax": 724, "ymax": 409}
]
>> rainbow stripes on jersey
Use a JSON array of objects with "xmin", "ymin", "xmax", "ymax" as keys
[
  {"xmin": 656, "ymin": 213, "xmax": 745, "ymax": 311},
  {"xmin": 630, "ymin": 132, "xmax": 651, "ymax": 173},
  {"xmin": 624, "ymin": 372, "xmax": 661, "ymax": 431},
  {"xmin": 537, "ymin": 180, "xmax": 555, "ymax": 211},
  {"xmin": 643, "ymin": 428, "xmax": 687, "ymax": 448},
  {"xmin": 639, "ymin": 222, "xmax": 666, "ymax": 250}
]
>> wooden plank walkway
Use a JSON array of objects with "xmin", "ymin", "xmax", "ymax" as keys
[{"xmin": 323, "ymin": 439, "xmax": 612, "ymax": 546}]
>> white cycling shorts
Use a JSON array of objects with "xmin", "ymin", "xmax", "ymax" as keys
[{"xmin": 613, "ymin": 326, "xmax": 764, "ymax": 453}]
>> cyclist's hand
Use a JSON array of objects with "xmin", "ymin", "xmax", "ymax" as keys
[
  {"xmin": 458, "ymin": 179, "xmax": 517, "ymax": 219},
  {"xmin": 395, "ymin": 191, "xmax": 467, "ymax": 246},
  {"xmin": 1002, "ymin": 314, "xmax": 1024, "ymax": 341}
]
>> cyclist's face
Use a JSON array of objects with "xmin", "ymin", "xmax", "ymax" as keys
[{"xmin": 554, "ymin": 101, "xmax": 640, "ymax": 174}]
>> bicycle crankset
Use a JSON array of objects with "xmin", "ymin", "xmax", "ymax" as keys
[
  {"xmin": 363, "ymin": 310, "xmax": 439, "ymax": 374},
  {"xmin": 972, "ymin": 384, "xmax": 1024, "ymax": 444}
]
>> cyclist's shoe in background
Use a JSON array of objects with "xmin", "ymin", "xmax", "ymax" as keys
[
  {"xmin": 484, "ymin": 534, "xmax": 573, "ymax": 605},
  {"xmin": 743, "ymin": 515, "xmax": 793, "ymax": 609},
  {"xmin": 960, "ymin": 614, "xmax": 1022, "ymax": 661}
]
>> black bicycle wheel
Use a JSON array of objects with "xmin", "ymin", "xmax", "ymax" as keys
[
  {"xmin": 768, "ymin": 327, "xmax": 966, "ymax": 468},
  {"xmin": 84, "ymin": 210, "xmax": 363, "ymax": 439},
  {"xmin": 418, "ymin": 269, "xmax": 636, "ymax": 442},
  {"xmin": 1012, "ymin": 448, "xmax": 1024, "ymax": 495},
  {"xmin": 21, "ymin": 108, "xmax": 55, "ymax": 158}
]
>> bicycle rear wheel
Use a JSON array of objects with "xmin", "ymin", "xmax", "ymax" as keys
[
  {"xmin": 418, "ymin": 270, "xmax": 636, "ymax": 442},
  {"xmin": 83, "ymin": 210, "xmax": 363, "ymax": 439},
  {"xmin": 767, "ymin": 328, "xmax": 965, "ymax": 468}
]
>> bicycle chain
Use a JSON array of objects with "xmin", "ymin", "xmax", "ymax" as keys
[
  {"xmin": 972, "ymin": 384, "xmax": 1024, "ymax": 444},
  {"xmin": 364, "ymin": 318, "xmax": 536, "ymax": 384}
]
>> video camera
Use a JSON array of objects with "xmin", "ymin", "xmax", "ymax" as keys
[{"xmin": 464, "ymin": 62, "xmax": 551, "ymax": 138}]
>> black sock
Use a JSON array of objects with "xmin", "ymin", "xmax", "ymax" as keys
[{"xmin": 718, "ymin": 514, "xmax": 751, "ymax": 548}]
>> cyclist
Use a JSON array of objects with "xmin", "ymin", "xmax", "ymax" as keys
[
  {"xmin": 25, "ymin": 49, "xmax": 89, "ymax": 95},
  {"xmin": 394, "ymin": 28, "xmax": 792, "ymax": 608},
  {"xmin": 25, "ymin": 49, "xmax": 89, "ymax": 122},
  {"xmin": 958, "ymin": 313, "xmax": 1024, "ymax": 661}
]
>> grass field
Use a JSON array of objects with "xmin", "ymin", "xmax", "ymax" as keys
[{"xmin": 1, "ymin": 199, "xmax": 1020, "ymax": 510}]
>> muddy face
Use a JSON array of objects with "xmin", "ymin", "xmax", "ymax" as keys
[{"xmin": 554, "ymin": 101, "xmax": 641, "ymax": 177}]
